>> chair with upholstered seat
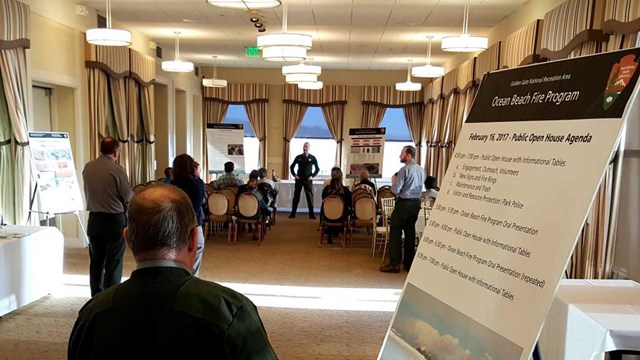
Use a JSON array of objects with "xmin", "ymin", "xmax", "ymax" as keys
[
  {"xmin": 350, "ymin": 193, "xmax": 377, "ymax": 248},
  {"xmin": 319, "ymin": 195, "xmax": 349, "ymax": 247},
  {"xmin": 234, "ymin": 192, "xmax": 267, "ymax": 245},
  {"xmin": 206, "ymin": 191, "xmax": 233, "ymax": 244}
]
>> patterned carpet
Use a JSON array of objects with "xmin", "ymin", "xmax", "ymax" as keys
[{"xmin": 0, "ymin": 215, "xmax": 407, "ymax": 360}]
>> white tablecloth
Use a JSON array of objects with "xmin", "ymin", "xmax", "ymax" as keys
[
  {"xmin": 0, "ymin": 226, "xmax": 64, "ymax": 316},
  {"xmin": 275, "ymin": 180, "xmax": 325, "ymax": 213},
  {"xmin": 538, "ymin": 279, "xmax": 640, "ymax": 360}
]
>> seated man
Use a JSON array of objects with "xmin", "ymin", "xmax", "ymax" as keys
[
  {"xmin": 215, "ymin": 161, "xmax": 244, "ymax": 189},
  {"xmin": 68, "ymin": 185, "xmax": 277, "ymax": 360},
  {"xmin": 257, "ymin": 167, "xmax": 278, "ymax": 208}
]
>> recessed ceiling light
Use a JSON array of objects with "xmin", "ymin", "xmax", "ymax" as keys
[
  {"xmin": 258, "ymin": 28, "xmax": 266, "ymax": 32},
  {"xmin": 182, "ymin": 18, "xmax": 199, "ymax": 23},
  {"xmin": 250, "ymin": 17, "xmax": 260, "ymax": 23},
  {"xmin": 254, "ymin": 23, "xmax": 263, "ymax": 28}
]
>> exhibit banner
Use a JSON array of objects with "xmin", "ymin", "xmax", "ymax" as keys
[
  {"xmin": 206, "ymin": 123, "xmax": 245, "ymax": 173},
  {"xmin": 346, "ymin": 127, "xmax": 386, "ymax": 178},
  {"xmin": 379, "ymin": 48, "xmax": 640, "ymax": 360},
  {"xmin": 28, "ymin": 132, "xmax": 83, "ymax": 214}
]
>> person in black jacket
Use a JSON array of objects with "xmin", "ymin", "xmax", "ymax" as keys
[
  {"xmin": 171, "ymin": 154, "xmax": 205, "ymax": 276},
  {"xmin": 288, "ymin": 142, "xmax": 319, "ymax": 219},
  {"xmin": 68, "ymin": 185, "xmax": 278, "ymax": 360}
]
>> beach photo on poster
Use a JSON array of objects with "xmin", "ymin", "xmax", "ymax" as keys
[{"xmin": 380, "ymin": 283, "xmax": 522, "ymax": 360}]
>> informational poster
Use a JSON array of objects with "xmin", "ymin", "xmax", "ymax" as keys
[
  {"xmin": 346, "ymin": 127, "xmax": 386, "ymax": 178},
  {"xmin": 206, "ymin": 123, "xmax": 245, "ymax": 173},
  {"xmin": 379, "ymin": 48, "xmax": 640, "ymax": 360},
  {"xmin": 29, "ymin": 132, "xmax": 83, "ymax": 214}
]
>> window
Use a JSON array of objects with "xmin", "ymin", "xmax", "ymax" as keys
[
  {"xmin": 379, "ymin": 108, "xmax": 413, "ymax": 179},
  {"xmin": 289, "ymin": 107, "xmax": 336, "ymax": 179},
  {"xmin": 223, "ymin": 104, "xmax": 259, "ymax": 172}
]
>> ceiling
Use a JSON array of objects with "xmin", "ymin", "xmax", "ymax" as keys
[{"xmin": 81, "ymin": 0, "xmax": 528, "ymax": 71}]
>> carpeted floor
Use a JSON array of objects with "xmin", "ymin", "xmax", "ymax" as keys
[{"xmin": 0, "ymin": 215, "xmax": 407, "ymax": 359}]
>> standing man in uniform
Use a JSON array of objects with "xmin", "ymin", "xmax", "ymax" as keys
[
  {"xmin": 289, "ymin": 142, "xmax": 319, "ymax": 219},
  {"xmin": 82, "ymin": 137, "xmax": 132, "ymax": 296},
  {"xmin": 380, "ymin": 145, "xmax": 425, "ymax": 273}
]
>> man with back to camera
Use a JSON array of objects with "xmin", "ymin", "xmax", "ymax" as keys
[
  {"xmin": 215, "ymin": 161, "xmax": 244, "ymax": 189},
  {"xmin": 380, "ymin": 145, "xmax": 425, "ymax": 273},
  {"xmin": 82, "ymin": 136, "xmax": 132, "ymax": 296},
  {"xmin": 289, "ymin": 142, "xmax": 319, "ymax": 219},
  {"xmin": 68, "ymin": 185, "xmax": 278, "ymax": 359}
]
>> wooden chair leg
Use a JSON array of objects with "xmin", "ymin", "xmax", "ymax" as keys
[
  {"xmin": 319, "ymin": 225, "xmax": 324, "ymax": 247},
  {"xmin": 342, "ymin": 225, "xmax": 346, "ymax": 248}
]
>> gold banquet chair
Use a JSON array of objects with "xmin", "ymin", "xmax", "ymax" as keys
[
  {"xmin": 319, "ymin": 195, "xmax": 349, "ymax": 248},
  {"xmin": 206, "ymin": 191, "xmax": 233, "ymax": 244},
  {"xmin": 234, "ymin": 192, "xmax": 267, "ymax": 245},
  {"xmin": 378, "ymin": 197, "xmax": 396, "ymax": 262},
  {"xmin": 350, "ymin": 193, "xmax": 377, "ymax": 249}
]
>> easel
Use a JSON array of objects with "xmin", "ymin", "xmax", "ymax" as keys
[
  {"xmin": 27, "ymin": 184, "xmax": 89, "ymax": 246},
  {"xmin": 27, "ymin": 210, "xmax": 89, "ymax": 246}
]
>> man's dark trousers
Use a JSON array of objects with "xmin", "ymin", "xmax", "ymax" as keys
[
  {"xmin": 388, "ymin": 198, "xmax": 421, "ymax": 269},
  {"xmin": 291, "ymin": 178, "xmax": 314, "ymax": 215},
  {"xmin": 87, "ymin": 212, "xmax": 126, "ymax": 296}
]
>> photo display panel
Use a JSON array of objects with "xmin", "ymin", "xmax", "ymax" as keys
[
  {"xmin": 29, "ymin": 132, "xmax": 83, "ymax": 213},
  {"xmin": 206, "ymin": 123, "xmax": 245, "ymax": 173},
  {"xmin": 379, "ymin": 48, "xmax": 640, "ymax": 360},
  {"xmin": 346, "ymin": 128, "xmax": 386, "ymax": 178}
]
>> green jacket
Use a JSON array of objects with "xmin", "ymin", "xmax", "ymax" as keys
[{"xmin": 68, "ymin": 266, "xmax": 278, "ymax": 360}]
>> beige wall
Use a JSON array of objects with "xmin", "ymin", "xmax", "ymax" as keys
[{"xmin": 23, "ymin": 3, "xmax": 201, "ymax": 246}]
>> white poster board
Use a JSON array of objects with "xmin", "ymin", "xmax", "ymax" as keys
[
  {"xmin": 29, "ymin": 132, "xmax": 83, "ymax": 214},
  {"xmin": 379, "ymin": 48, "xmax": 640, "ymax": 360},
  {"xmin": 346, "ymin": 128, "xmax": 386, "ymax": 178},
  {"xmin": 206, "ymin": 123, "xmax": 245, "ymax": 173}
]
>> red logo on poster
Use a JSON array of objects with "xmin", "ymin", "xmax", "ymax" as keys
[{"xmin": 604, "ymin": 54, "xmax": 639, "ymax": 110}]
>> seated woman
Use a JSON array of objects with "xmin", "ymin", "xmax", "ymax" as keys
[{"xmin": 321, "ymin": 169, "xmax": 352, "ymax": 244}]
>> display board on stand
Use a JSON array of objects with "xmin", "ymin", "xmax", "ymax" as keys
[
  {"xmin": 378, "ymin": 48, "xmax": 640, "ymax": 360},
  {"xmin": 206, "ymin": 123, "xmax": 245, "ymax": 174},
  {"xmin": 346, "ymin": 128, "xmax": 386, "ymax": 178},
  {"xmin": 29, "ymin": 132, "xmax": 83, "ymax": 214}
]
